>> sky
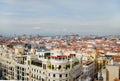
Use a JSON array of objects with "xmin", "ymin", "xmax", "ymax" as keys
[{"xmin": 0, "ymin": 0, "xmax": 120, "ymax": 36}]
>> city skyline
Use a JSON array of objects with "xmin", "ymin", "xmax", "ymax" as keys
[{"xmin": 0, "ymin": 0, "xmax": 120, "ymax": 35}]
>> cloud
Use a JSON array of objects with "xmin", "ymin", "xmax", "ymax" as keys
[
  {"xmin": 0, "ymin": 0, "xmax": 15, "ymax": 3},
  {"xmin": 0, "ymin": 15, "xmax": 120, "ymax": 27},
  {"xmin": 0, "ymin": 0, "xmax": 120, "ymax": 35}
]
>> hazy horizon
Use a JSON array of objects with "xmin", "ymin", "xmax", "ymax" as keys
[{"xmin": 0, "ymin": 0, "xmax": 120, "ymax": 35}]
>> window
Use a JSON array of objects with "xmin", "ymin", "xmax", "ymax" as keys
[
  {"xmin": 49, "ymin": 73, "xmax": 50, "ymax": 76},
  {"xmin": 34, "ymin": 74, "xmax": 35, "ymax": 78},
  {"xmin": 17, "ymin": 71, "xmax": 19, "ymax": 74},
  {"xmin": 39, "ymin": 55, "xmax": 41, "ymax": 57},
  {"xmin": 22, "ymin": 68, "xmax": 24, "ymax": 71},
  {"xmin": 42, "ymin": 78, "xmax": 44, "ymax": 81},
  {"xmin": 59, "ymin": 74, "xmax": 62, "ymax": 77},
  {"xmin": 52, "ymin": 65, "xmax": 54, "ymax": 69},
  {"xmin": 39, "ymin": 71, "xmax": 41, "ymax": 73},
  {"xmin": 22, "ymin": 72, "xmax": 24, "ymax": 76},
  {"xmin": 37, "ymin": 70, "xmax": 38, "ymax": 73},
  {"xmin": 17, "ymin": 66, "xmax": 19, "ymax": 69},
  {"xmin": 43, "ymin": 64, "xmax": 46, "ymax": 69},
  {"xmin": 27, "ymin": 78, "xmax": 29, "ymax": 81},
  {"xmin": 28, "ymin": 61, "xmax": 30, "ymax": 65},
  {"xmin": 22, "ymin": 77, "xmax": 24, "ymax": 80},
  {"xmin": 17, "ymin": 75, "xmax": 20, "ymax": 80},
  {"xmin": 53, "ymin": 74, "xmax": 55, "ymax": 77},
  {"xmin": 66, "ymin": 74, "xmax": 68, "ymax": 77},
  {"xmin": 58, "ymin": 65, "xmax": 61, "ymax": 70},
  {"xmin": 39, "ymin": 76, "xmax": 41, "ymax": 80},
  {"xmin": 43, "ymin": 72, "xmax": 45, "ymax": 74},
  {"xmin": 36, "ymin": 75, "xmax": 38, "ymax": 79}
]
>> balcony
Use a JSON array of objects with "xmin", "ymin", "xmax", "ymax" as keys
[{"xmin": 47, "ymin": 63, "xmax": 71, "ymax": 73}]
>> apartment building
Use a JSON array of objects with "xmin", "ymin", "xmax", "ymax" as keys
[
  {"xmin": 106, "ymin": 56, "xmax": 120, "ymax": 81},
  {"xmin": 0, "ymin": 45, "xmax": 83, "ymax": 81},
  {"xmin": 82, "ymin": 60, "xmax": 95, "ymax": 81}
]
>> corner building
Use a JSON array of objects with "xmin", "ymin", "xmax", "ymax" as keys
[{"xmin": 0, "ymin": 46, "xmax": 83, "ymax": 81}]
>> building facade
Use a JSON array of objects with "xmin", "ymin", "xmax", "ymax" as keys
[{"xmin": 0, "ymin": 46, "xmax": 83, "ymax": 81}]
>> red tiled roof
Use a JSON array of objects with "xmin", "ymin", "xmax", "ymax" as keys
[
  {"xmin": 68, "ymin": 54, "xmax": 75, "ymax": 58},
  {"xmin": 49, "ymin": 55, "xmax": 67, "ymax": 59}
]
